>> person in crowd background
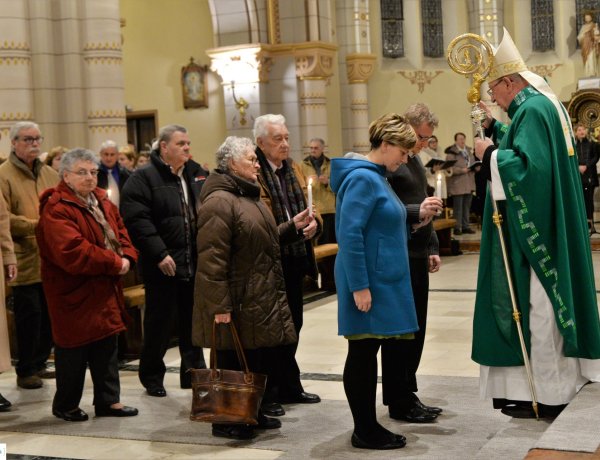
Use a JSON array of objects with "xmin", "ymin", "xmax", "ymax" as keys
[
  {"xmin": 0, "ymin": 121, "xmax": 59, "ymax": 390},
  {"xmin": 37, "ymin": 148, "xmax": 139, "ymax": 422},
  {"xmin": 300, "ymin": 137, "xmax": 336, "ymax": 244},
  {"xmin": 574, "ymin": 123, "xmax": 599, "ymax": 234},
  {"xmin": 331, "ymin": 113, "xmax": 431, "ymax": 450},
  {"xmin": 418, "ymin": 135, "xmax": 452, "ymax": 199},
  {"xmin": 253, "ymin": 114, "xmax": 321, "ymax": 417},
  {"xmin": 45, "ymin": 146, "xmax": 68, "ymax": 172},
  {"xmin": 386, "ymin": 103, "xmax": 444, "ymax": 424},
  {"xmin": 0, "ymin": 193, "xmax": 17, "ymax": 411},
  {"xmin": 118, "ymin": 145, "xmax": 137, "ymax": 172},
  {"xmin": 445, "ymin": 132, "xmax": 477, "ymax": 235},
  {"xmin": 135, "ymin": 152, "xmax": 151, "ymax": 169},
  {"xmin": 473, "ymin": 28, "xmax": 600, "ymax": 419},
  {"xmin": 97, "ymin": 140, "xmax": 131, "ymax": 207},
  {"xmin": 193, "ymin": 136, "xmax": 313, "ymax": 440},
  {"xmin": 121, "ymin": 124, "xmax": 208, "ymax": 398}
]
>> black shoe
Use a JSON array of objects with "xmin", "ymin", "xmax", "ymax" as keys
[
  {"xmin": 462, "ymin": 228, "xmax": 476, "ymax": 234},
  {"xmin": 212, "ymin": 424, "xmax": 256, "ymax": 440},
  {"xmin": 180, "ymin": 382, "xmax": 192, "ymax": 389},
  {"xmin": 0, "ymin": 394, "xmax": 12, "ymax": 412},
  {"xmin": 261, "ymin": 401, "xmax": 285, "ymax": 416},
  {"xmin": 257, "ymin": 413, "xmax": 282, "ymax": 429},
  {"xmin": 414, "ymin": 398, "xmax": 443, "ymax": 415},
  {"xmin": 351, "ymin": 432, "xmax": 406, "ymax": 450},
  {"xmin": 95, "ymin": 405, "xmax": 139, "ymax": 417},
  {"xmin": 389, "ymin": 405, "xmax": 438, "ymax": 423},
  {"xmin": 279, "ymin": 392, "xmax": 321, "ymax": 404},
  {"xmin": 500, "ymin": 403, "xmax": 537, "ymax": 419},
  {"xmin": 146, "ymin": 387, "xmax": 167, "ymax": 397},
  {"xmin": 454, "ymin": 229, "xmax": 462, "ymax": 235},
  {"xmin": 53, "ymin": 407, "xmax": 89, "ymax": 422}
]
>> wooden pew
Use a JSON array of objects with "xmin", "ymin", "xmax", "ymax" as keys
[
  {"xmin": 314, "ymin": 243, "xmax": 338, "ymax": 291},
  {"xmin": 433, "ymin": 218, "xmax": 457, "ymax": 256}
]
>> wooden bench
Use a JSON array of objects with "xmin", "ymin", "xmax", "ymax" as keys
[
  {"xmin": 120, "ymin": 275, "xmax": 146, "ymax": 360},
  {"xmin": 314, "ymin": 243, "xmax": 338, "ymax": 291},
  {"xmin": 433, "ymin": 218, "xmax": 457, "ymax": 256}
]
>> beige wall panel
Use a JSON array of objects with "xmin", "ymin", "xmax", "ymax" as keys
[{"xmin": 120, "ymin": 0, "xmax": 225, "ymax": 166}]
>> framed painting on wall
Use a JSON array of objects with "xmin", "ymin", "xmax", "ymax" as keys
[{"xmin": 181, "ymin": 57, "xmax": 208, "ymax": 109}]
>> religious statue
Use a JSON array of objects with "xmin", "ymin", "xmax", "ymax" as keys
[{"xmin": 577, "ymin": 11, "xmax": 600, "ymax": 77}]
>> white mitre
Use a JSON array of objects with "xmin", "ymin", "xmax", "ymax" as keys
[{"xmin": 487, "ymin": 28, "xmax": 574, "ymax": 155}]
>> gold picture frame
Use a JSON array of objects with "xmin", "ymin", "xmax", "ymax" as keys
[{"xmin": 181, "ymin": 57, "xmax": 208, "ymax": 109}]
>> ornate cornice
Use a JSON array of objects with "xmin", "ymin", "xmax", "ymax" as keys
[
  {"xmin": 84, "ymin": 56, "xmax": 122, "ymax": 65},
  {"xmin": 397, "ymin": 70, "xmax": 443, "ymax": 93},
  {"xmin": 529, "ymin": 63, "xmax": 562, "ymax": 78},
  {"xmin": 88, "ymin": 125, "xmax": 127, "ymax": 134},
  {"xmin": 0, "ymin": 41, "xmax": 30, "ymax": 51},
  {"xmin": 1, "ymin": 112, "xmax": 33, "ymax": 121},
  {"xmin": 84, "ymin": 42, "xmax": 122, "ymax": 51},
  {"xmin": 346, "ymin": 53, "xmax": 377, "ymax": 83},
  {"xmin": 88, "ymin": 109, "xmax": 127, "ymax": 119},
  {"xmin": 267, "ymin": 0, "xmax": 280, "ymax": 45}
]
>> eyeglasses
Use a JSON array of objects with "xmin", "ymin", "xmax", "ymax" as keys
[
  {"xmin": 69, "ymin": 169, "xmax": 99, "ymax": 177},
  {"xmin": 246, "ymin": 157, "xmax": 259, "ymax": 166},
  {"xmin": 416, "ymin": 133, "xmax": 431, "ymax": 142},
  {"xmin": 486, "ymin": 79, "xmax": 503, "ymax": 96},
  {"xmin": 18, "ymin": 136, "xmax": 43, "ymax": 144}
]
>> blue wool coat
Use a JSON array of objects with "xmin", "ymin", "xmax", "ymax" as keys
[{"xmin": 330, "ymin": 155, "xmax": 418, "ymax": 336}]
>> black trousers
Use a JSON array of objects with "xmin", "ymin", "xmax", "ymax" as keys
[
  {"xmin": 387, "ymin": 256, "xmax": 430, "ymax": 406},
  {"xmin": 583, "ymin": 185, "xmax": 596, "ymax": 221},
  {"xmin": 53, "ymin": 334, "xmax": 120, "ymax": 411},
  {"xmin": 263, "ymin": 256, "xmax": 305, "ymax": 402},
  {"xmin": 343, "ymin": 338, "xmax": 407, "ymax": 437},
  {"xmin": 13, "ymin": 283, "xmax": 53, "ymax": 377},
  {"xmin": 139, "ymin": 277, "xmax": 205, "ymax": 389}
]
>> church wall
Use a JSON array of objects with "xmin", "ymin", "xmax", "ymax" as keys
[{"xmin": 120, "ymin": 0, "xmax": 226, "ymax": 167}]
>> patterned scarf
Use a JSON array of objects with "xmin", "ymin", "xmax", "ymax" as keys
[
  {"xmin": 76, "ymin": 191, "xmax": 123, "ymax": 256},
  {"xmin": 256, "ymin": 147, "xmax": 307, "ymax": 258}
]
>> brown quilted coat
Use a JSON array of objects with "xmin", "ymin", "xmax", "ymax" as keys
[{"xmin": 192, "ymin": 170, "xmax": 297, "ymax": 350}]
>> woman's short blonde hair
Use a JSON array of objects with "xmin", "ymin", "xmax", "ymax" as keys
[
  {"xmin": 45, "ymin": 145, "xmax": 68, "ymax": 166},
  {"xmin": 119, "ymin": 145, "xmax": 137, "ymax": 162},
  {"xmin": 368, "ymin": 113, "xmax": 417, "ymax": 150}
]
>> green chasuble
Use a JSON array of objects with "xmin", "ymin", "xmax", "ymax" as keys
[{"xmin": 472, "ymin": 86, "xmax": 600, "ymax": 366}]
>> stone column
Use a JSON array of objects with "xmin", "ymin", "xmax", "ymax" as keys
[
  {"xmin": 0, "ymin": 0, "xmax": 33, "ymax": 156},
  {"xmin": 345, "ymin": 53, "xmax": 376, "ymax": 154},
  {"xmin": 295, "ymin": 44, "xmax": 336, "ymax": 154},
  {"xmin": 82, "ymin": 0, "xmax": 127, "ymax": 151}
]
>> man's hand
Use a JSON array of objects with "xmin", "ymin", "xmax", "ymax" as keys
[
  {"xmin": 302, "ymin": 217, "xmax": 318, "ymax": 240},
  {"xmin": 292, "ymin": 208, "xmax": 311, "ymax": 230},
  {"xmin": 474, "ymin": 137, "xmax": 494, "ymax": 160},
  {"xmin": 478, "ymin": 101, "xmax": 493, "ymax": 127},
  {"xmin": 318, "ymin": 174, "xmax": 329, "ymax": 185},
  {"xmin": 353, "ymin": 288, "xmax": 372, "ymax": 312},
  {"xmin": 158, "ymin": 255, "xmax": 176, "ymax": 277},
  {"xmin": 419, "ymin": 196, "xmax": 443, "ymax": 220},
  {"xmin": 119, "ymin": 257, "xmax": 131, "ymax": 275},
  {"xmin": 5, "ymin": 264, "xmax": 16, "ymax": 282},
  {"xmin": 428, "ymin": 255, "xmax": 441, "ymax": 273},
  {"xmin": 579, "ymin": 165, "xmax": 587, "ymax": 174}
]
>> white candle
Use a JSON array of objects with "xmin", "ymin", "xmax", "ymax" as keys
[
  {"xmin": 107, "ymin": 189, "xmax": 112, "ymax": 198},
  {"xmin": 435, "ymin": 173, "xmax": 442, "ymax": 198},
  {"xmin": 307, "ymin": 177, "xmax": 313, "ymax": 216}
]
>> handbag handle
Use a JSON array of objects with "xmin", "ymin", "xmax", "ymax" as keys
[{"xmin": 210, "ymin": 321, "xmax": 251, "ymax": 374}]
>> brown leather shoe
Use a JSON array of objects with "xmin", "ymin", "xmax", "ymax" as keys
[{"xmin": 17, "ymin": 375, "xmax": 43, "ymax": 389}]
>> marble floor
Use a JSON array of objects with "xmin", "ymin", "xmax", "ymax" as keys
[{"xmin": 1, "ymin": 252, "xmax": 599, "ymax": 459}]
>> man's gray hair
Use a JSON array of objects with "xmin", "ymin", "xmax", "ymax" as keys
[
  {"xmin": 404, "ymin": 103, "xmax": 439, "ymax": 129},
  {"xmin": 253, "ymin": 114, "xmax": 286, "ymax": 141},
  {"xmin": 99, "ymin": 140, "xmax": 118, "ymax": 152},
  {"xmin": 309, "ymin": 137, "xmax": 325, "ymax": 147},
  {"xmin": 10, "ymin": 121, "xmax": 40, "ymax": 141},
  {"xmin": 158, "ymin": 124, "xmax": 187, "ymax": 146},
  {"xmin": 216, "ymin": 136, "xmax": 255, "ymax": 172},
  {"xmin": 59, "ymin": 148, "xmax": 99, "ymax": 179}
]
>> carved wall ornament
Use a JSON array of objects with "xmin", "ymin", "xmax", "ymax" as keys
[
  {"xmin": 346, "ymin": 53, "xmax": 377, "ymax": 83},
  {"xmin": 397, "ymin": 70, "xmax": 443, "ymax": 93},
  {"xmin": 529, "ymin": 63, "xmax": 562, "ymax": 78},
  {"xmin": 0, "ymin": 41, "xmax": 30, "ymax": 51},
  {"xmin": 84, "ymin": 42, "xmax": 122, "ymax": 51},
  {"xmin": 295, "ymin": 49, "xmax": 336, "ymax": 80},
  {"xmin": 88, "ymin": 109, "xmax": 127, "ymax": 119},
  {"xmin": 1, "ymin": 112, "xmax": 33, "ymax": 121}
]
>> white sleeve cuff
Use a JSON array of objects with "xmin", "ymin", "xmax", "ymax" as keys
[{"xmin": 490, "ymin": 149, "xmax": 506, "ymax": 201}]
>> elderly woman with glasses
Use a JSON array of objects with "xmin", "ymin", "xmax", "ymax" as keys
[
  {"xmin": 192, "ymin": 136, "xmax": 312, "ymax": 440},
  {"xmin": 36, "ymin": 148, "xmax": 139, "ymax": 422}
]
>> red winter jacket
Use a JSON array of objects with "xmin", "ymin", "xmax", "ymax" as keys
[{"xmin": 36, "ymin": 182, "xmax": 138, "ymax": 348}]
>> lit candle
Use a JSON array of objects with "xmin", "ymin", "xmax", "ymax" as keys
[
  {"xmin": 107, "ymin": 189, "xmax": 112, "ymax": 199},
  {"xmin": 435, "ymin": 173, "xmax": 442, "ymax": 198},
  {"xmin": 307, "ymin": 177, "xmax": 313, "ymax": 216}
]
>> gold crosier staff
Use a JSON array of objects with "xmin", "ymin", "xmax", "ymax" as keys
[{"xmin": 446, "ymin": 33, "xmax": 539, "ymax": 419}]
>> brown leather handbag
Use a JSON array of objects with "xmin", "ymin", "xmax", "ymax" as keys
[{"xmin": 189, "ymin": 322, "xmax": 267, "ymax": 425}]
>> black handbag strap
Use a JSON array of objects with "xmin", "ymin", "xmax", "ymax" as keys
[{"xmin": 210, "ymin": 321, "xmax": 251, "ymax": 374}]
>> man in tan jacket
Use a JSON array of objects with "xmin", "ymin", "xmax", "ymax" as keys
[{"xmin": 0, "ymin": 122, "xmax": 59, "ymax": 389}]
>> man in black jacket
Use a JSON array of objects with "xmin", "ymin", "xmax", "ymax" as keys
[
  {"xmin": 386, "ymin": 103, "xmax": 444, "ymax": 423},
  {"xmin": 574, "ymin": 124, "xmax": 600, "ymax": 234},
  {"xmin": 97, "ymin": 140, "xmax": 130, "ymax": 207},
  {"xmin": 121, "ymin": 124, "xmax": 207, "ymax": 397}
]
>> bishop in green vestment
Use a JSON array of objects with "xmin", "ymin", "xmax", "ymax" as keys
[{"xmin": 472, "ymin": 29, "xmax": 600, "ymax": 418}]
